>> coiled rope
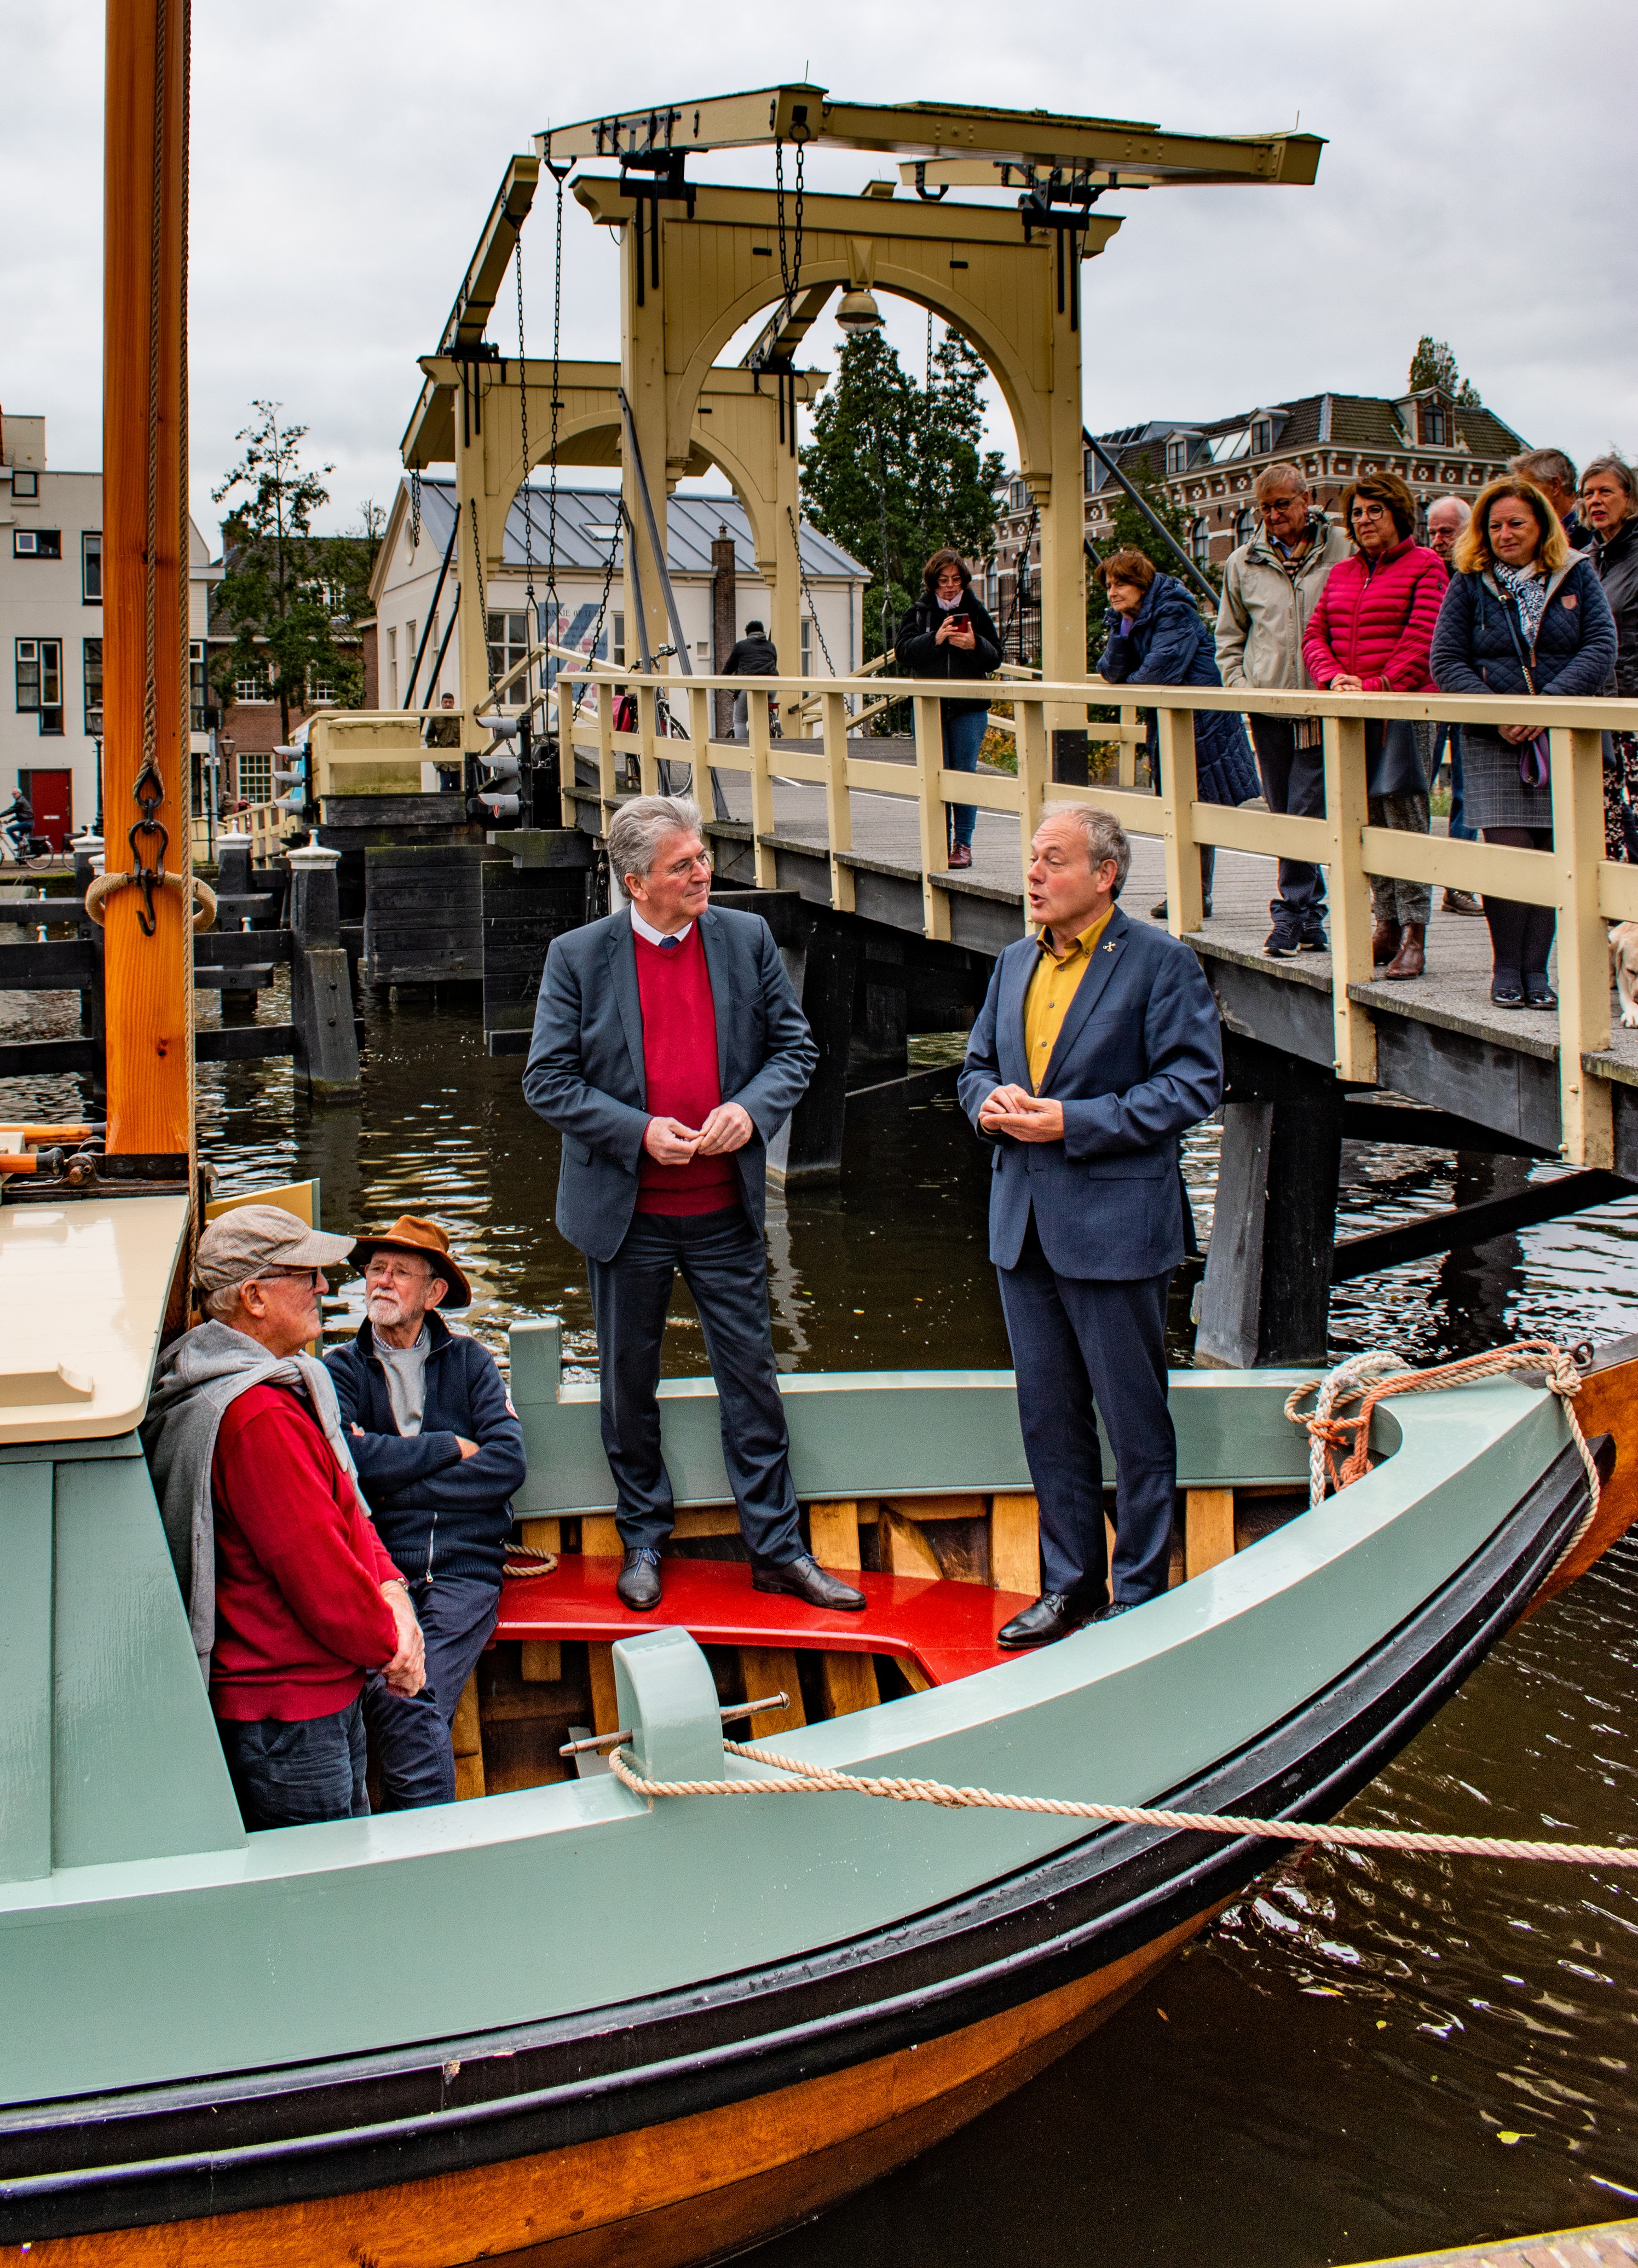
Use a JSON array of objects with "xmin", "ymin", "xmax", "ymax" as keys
[
  {"xmin": 606, "ymin": 1742, "xmax": 1638, "ymax": 1869},
  {"xmin": 84, "ymin": 867, "xmax": 216, "ymax": 933}
]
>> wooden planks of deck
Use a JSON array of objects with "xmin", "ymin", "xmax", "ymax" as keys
[{"xmin": 1346, "ymin": 2212, "xmax": 1638, "ymax": 2267}]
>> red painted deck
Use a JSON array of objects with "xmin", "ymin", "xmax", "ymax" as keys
[{"xmin": 494, "ymin": 1559, "xmax": 1035, "ymax": 1686}]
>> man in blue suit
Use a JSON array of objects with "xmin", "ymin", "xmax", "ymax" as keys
[
  {"xmin": 523, "ymin": 794, "xmax": 864, "ymax": 1616},
  {"xmin": 958, "ymin": 804, "xmax": 1223, "ymax": 1647}
]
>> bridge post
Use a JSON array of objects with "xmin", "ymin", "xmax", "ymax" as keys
[{"xmin": 1195, "ymin": 1036, "xmax": 1343, "ymax": 1369}]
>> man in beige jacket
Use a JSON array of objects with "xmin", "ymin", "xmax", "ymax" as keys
[{"xmin": 1215, "ymin": 464, "xmax": 1350, "ymax": 957}]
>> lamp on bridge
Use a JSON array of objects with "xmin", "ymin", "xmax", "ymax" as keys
[{"xmin": 834, "ymin": 287, "xmax": 884, "ymax": 333}]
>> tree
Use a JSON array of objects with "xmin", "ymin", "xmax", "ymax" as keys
[
  {"xmin": 210, "ymin": 403, "xmax": 375, "ymax": 737},
  {"xmin": 1408, "ymin": 336, "xmax": 1482, "ymax": 407},
  {"xmin": 1091, "ymin": 454, "xmax": 1198, "ymax": 577},
  {"xmin": 800, "ymin": 326, "xmax": 1006, "ymax": 664}
]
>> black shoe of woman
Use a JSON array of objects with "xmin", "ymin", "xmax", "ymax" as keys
[
  {"xmin": 1523, "ymin": 974, "xmax": 1558, "ymax": 1009},
  {"xmin": 1490, "ymin": 969, "xmax": 1525, "ymax": 1008}
]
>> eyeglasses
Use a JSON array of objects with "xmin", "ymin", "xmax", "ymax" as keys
[
  {"xmin": 1351, "ymin": 503, "xmax": 1389, "ymax": 522},
  {"xmin": 250, "ymin": 1266, "xmax": 321, "ymax": 1289}
]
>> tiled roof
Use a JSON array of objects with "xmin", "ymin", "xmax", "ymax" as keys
[
  {"xmin": 1082, "ymin": 389, "xmax": 1527, "ymax": 494},
  {"xmin": 411, "ymin": 479, "xmax": 868, "ymax": 582}
]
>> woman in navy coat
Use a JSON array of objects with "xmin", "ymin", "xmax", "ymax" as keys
[{"xmin": 1097, "ymin": 549, "xmax": 1258, "ymax": 920}]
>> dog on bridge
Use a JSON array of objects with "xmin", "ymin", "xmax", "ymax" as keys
[{"xmin": 1610, "ymin": 923, "xmax": 1638, "ymax": 1029}]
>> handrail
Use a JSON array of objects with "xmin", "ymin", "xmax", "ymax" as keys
[{"xmin": 550, "ymin": 662, "xmax": 1638, "ymax": 1174}]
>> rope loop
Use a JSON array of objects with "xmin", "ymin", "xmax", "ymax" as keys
[{"xmin": 85, "ymin": 868, "xmax": 217, "ymax": 933}]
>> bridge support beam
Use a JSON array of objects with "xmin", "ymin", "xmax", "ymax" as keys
[{"xmin": 1195, "ymin": 1036, "xmax": 1342, "ymax": 1370}]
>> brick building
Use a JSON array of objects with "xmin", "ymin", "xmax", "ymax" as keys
[
  {"xmin": 207, "ymin": 532, "xmax": 377, "ymax": 807},
  {"xmin": 981, "ymin": 385, "xmax": 1529, "ymax": 657}
]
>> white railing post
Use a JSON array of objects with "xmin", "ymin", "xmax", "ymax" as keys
[
  {"xmin": 636, "ymin": 682, "xmax": 661, "ymax": 797},
  {"xmin": 1155, "ymin": 704, "xmax": 1203, "ymax": 935},
  {"xmin": 912, "ymin": 692, "xmax": 952, "ymax": 941},
  {"xmin": 820, "ymin": 688, "xmax": 855, "ymax": 913},
  {"xmin": 1016, "ymin": 695, "xmax": 1050, "ymax": 882},
  {"xmin": 685, "ymin": 683, "xmax": 711, "ymax": 808},
  {"xmin": 745, "ymin": 681, "xmax": 777, "ymax": 888},
  {"xmin": 596, "ymin": 681, "xmax": 617, "ymax": 813},
  {"xmin": 556, "ymin": 680, "xmax": 577, "ymax": 827},
  {"xmin": 1320, "ymin": 712, "xmax": 1377, "ymax": 1083},
  {"xmin": 1118, "ymin": 704, "xmax": 1139, "ymax": 789},
  {"xmin": 1552, "ymin": 724, "xmax": 1614, "ymax": 1167}
]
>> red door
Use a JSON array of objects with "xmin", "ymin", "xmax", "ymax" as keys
[{"xmin": 22, "ymin": 770, "xmax": 72, "ymax": 851}]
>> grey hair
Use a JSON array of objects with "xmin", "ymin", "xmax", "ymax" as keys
[
  {"xmin": 202, "ymin": 1280, "xmax": 249, "ymax": 1322},
  {"xmin": 1034, "ymin": 802, "xmax": 1132, "ymax": 895},
  {"xmin": 1254, "ymin": 462, "xmax": 1309, "ymax": 501},
  {"xmin": 1510, "ymin": 447, "xmax": 1578, "ymax": 494},
  {"xmin": 1425, "ymin": 493, "xmax": 1472, "ymax": 525},
  {"xmin": 1583, "ymin": 453, "xmax": 1638, "ymax": 509},
  {"xmin": 605, "ymin": 795, "xmax": 706, "ymax": 885}
]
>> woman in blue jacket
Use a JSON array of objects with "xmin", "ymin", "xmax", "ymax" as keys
[
  {"xmin": 1431, "ymin": 477, "xmax": 1617, "ymax": 1007},
  {"xmin": 1097, "ymin": 549, "xmax": 1258, "ymax": 920}
]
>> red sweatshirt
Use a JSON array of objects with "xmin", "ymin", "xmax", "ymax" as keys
[
  {"xmin": 1302, "ymin": 537, "xmax": 1449, "ymax": 693},
  {"xmin": 634, "ymin": 924, "xmax": 738, "ymax": 1216},
  {"xmin": 209, "ymin": 1382, "xmax": 402, "ymax": 1723}
]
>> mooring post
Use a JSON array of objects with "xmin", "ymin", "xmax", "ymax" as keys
[
  {"xmin": 212, "ymin": 833, "xmax": 259, "ymax": 1023},
  {"xmin": 1195, "ymin": 1035, "xmax": 1344, "ymax": 1368},
  {"xmin": 287, "ymin": 843, "xmax": 361, "ymax": 1102},
  {"xmin": 73, "ymin": 837, "xmax": 106, "ymax": 1097}
]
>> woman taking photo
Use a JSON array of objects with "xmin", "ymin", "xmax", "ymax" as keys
[
  {"xmin": 897, "ymin": 548, "xmax": 1002, "ymax": 870},
  {"xmin": 1095, "ymin": 548, "xmax": 1257, "ymax": 921},
  {"xmin": 1431, "ymin": 477, "xmax": 1617, "ymax": 1007},
  {"xmin": 1581, "ymin": 454, "xmax": 1638, "ymax": 858},
  {"xmin": 1302, "ymin": 471, "xmax": 1447, "ymax": 981}
]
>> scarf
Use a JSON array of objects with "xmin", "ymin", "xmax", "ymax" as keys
[
  {"xmin": 1492, "ymin": 557, "xmax": 1548, "ymax": 646},
  {"xmin": 141, "ymin": 1320, "xmax": 371, "ymax": 1679}
]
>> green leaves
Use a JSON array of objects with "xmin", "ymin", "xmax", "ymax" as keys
[{"xmin": 1408, "ymin": 336, "xmax": 1483, "ymax": 407}]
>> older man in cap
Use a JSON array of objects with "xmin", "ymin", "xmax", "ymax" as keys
[
  {"xmin": 143, "ymin": 1205, "xmax": 427, "ymax": 1831},
  {"xmin": 326, "ymin": 1216, "xmax": 526, "ymax": 1806}
]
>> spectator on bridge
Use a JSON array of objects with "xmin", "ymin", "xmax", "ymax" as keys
[
  {"xmin": 1581, "ymin": 455, "xmax": 1638, "ymax": 859},
  {"xmin": 423, "ymin": 693, "xmax": 462, "ymax": 749},
  {"xmin": 723, "ymin": 619, "xmax": 778, "ymax": 742},
  {"xmin": 1431, "ymin": 476, "xmax": 1617, "ymax": 1009},
  {"xmin": 1425, "ymin": 496, "xmax": 1481, "ymax": 914},
  {"xmin": 326, "ymin": 1218, "xmax": 526, "ymax": 1810},
  {"xmin": 1303, "ymin": 472, "xmax": 1447, "ymax": 982},
  {"xmin": 1216, "ymin": 463, "xmax": 1351, "ymax": 956},
  {"xmin": 1510, "ymin": 449, "xmax": 1593, "ymax": 554},
  {"xmin": 896, "ymin": 549, "xmax": 1002, "ymax": 870},
  {"xmin": 1095, "ymin": 549, "xmax": 1256, "ymax": 925}
]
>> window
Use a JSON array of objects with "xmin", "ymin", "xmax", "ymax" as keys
[
  {"xmin": 1165, "ymin": 438, "xmax": 1192, "ymax": 475},
  {"xmin": 188, "ymin": 642, "xmax": 207, "ymax": 733},
  {"xmin": 16, "ymin": 638, "xmax": 62, "ymax": 717},
  {"xmin": 237, "ymin": 749, "xmax": 272, "ymax": 805},
  {"xmin": 1420, "ymin": 402, "xmax": 1449, "ymax": 447},
  {"xmin": 1190, "ymin": 517, "xmax": 1211, "ymax": 569},
  {"xmin": 985, "ymin": 561, "xmax": 998, "ymax": 610},
  {"xmin": 13, "ymin": 528, "xmax": 62, "ymax": 559},
  {"xmin": 1009, "ymin": 479, "xmax": 1029, "ymax": 513},
  {"xmin": 800, "ymin": 617, "xmax": 812, "ymax": 676},
  {"xmin": 1236, "ymin": 504, "xmax": 1259, "ymax": 546},
  {"xmin": 308, "ymin": 677, "xmax": 335, "ymax": 706},
  {"xmin": 83, "ymin": 639, "xmax": 103, "ymax": 735},
  {"xmin": 82, "ymin": 531, "xmax": 102, "ymax": 602},
  {"xmin": 235, "ymin": 666, "xmax": 270, "ymax": 702},
  {"xmin": 612, "ymin": 612, "xmax": 626, "ymax": 667},
  {"xmin": 1206, "ymin": 429, "xmax": 1250, "ymax": 464},
  {"xmin": 12, "ymin": 471, "xmax": 38, "ymax": 499},
  {"xmin": 487, "ymin": 609, "xmax": 528, "ymax": 686},
  {"xmin": 387, "ymin": 626, "xmax": 399, "ymax": 706},
  {"xmin": 406, "ymin": 619, "xmax": 417, "ymax": 673}
]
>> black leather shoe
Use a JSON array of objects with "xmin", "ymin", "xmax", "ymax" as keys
[
  {"xmin": 996, "ymin": 1591, "xmax": 1092, "ymax": 1649},
  {"xmin": 616, "ymin": 1549, "xmax": 662, "ymax": 1610},
  {"xmin": 752, "ymin": 1555, "xmax": 867, "ymax": 1611},
  {"xmin": 1091, "ymin": 1600, "xmax": 1137, "ymax": 1622}
]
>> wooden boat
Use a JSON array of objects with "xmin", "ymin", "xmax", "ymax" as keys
[
  {"xmin": 8, "ymin": 10, "xmax": 1635, "ymax": 2264},
  {"xmin": 2, "ymin": 1210, "xmax": 1636, "ymax": 2265}
]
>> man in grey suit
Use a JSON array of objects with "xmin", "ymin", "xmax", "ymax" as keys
[
  {"xmin": 523, "ymin": 794, "xmax": 864, "ymax": 1616},
  {"xmin": 959, "ymin": 804, "xmax": 1223, "ymax": 1648}
]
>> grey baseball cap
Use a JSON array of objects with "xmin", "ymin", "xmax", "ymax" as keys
[{"xmin": 194, "ymin": 1203, "xmax": 356, "ymax": 1298}]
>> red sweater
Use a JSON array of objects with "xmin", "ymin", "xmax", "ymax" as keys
[
  {"xmin": 635, "ymin": 923, "xmax": 737, "ymax": 1216},
  {"xmin": 209, "ymin": 1383, "xmax": 402, "ymax": 1723},
  {"xmin": 1302, "ymin": 538, "xmax": 1448, "ymax": 693}
]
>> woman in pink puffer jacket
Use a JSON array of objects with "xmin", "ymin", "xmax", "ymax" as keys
[{"xmin": 1304, "ymin": 471, "xmax": 1448, "ymax": 980}]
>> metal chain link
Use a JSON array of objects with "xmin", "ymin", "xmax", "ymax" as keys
[
  {"xmin": 514, "ymin": 233, "xmax": 534, "ymax": 724},
  {"xmin": 774, "ymin": 126, "xmax": 808, "ymax": 325},
  {"xmin": 786, "ymin": 504, "xmax": 837, "ymax": 678},
  {"xmin": 410, "ymin": 467, "xmax": 422, "ymax": 553},
  {"xmin": 470, "ymin": 497, "xmax": 496, "ymax": 690},
  {"xmin": 544, "ymin": 163, "xmax": 570, "ymax": 674}
]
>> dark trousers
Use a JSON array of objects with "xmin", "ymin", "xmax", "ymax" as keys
[
  {"xmin": 1250, "ymin": 715, "xmax": 1327, "ymax": 915},
  {"xmin": 362, "ymin": 1573, "xmax": 500, "ymax": 1810},
  {"xmin": 587, "ymin": 1204, "xmax": 804, "ymax": 1563},
  {"xmin": 217, "ymin": 1697, "xmax": 368, "ymax": 1831},
  {"xmin": 997, "ymin": 1214, "xmax": 1176, "ymax": 1603}
]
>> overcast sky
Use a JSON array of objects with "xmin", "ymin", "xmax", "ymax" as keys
[{"xmin": 5, "ymin": 0, "xmax": 1635, "ymax": 546}]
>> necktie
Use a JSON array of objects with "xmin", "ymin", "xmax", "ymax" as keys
[{"xmin": 659, "ymin": 936, "xmax": 680, "ymax": 952}]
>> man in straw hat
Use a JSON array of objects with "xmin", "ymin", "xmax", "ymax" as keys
[
  {"xmin": 326, "ymin": 1216, "xmax": 526, "ymax": 1806},
  {"xmin": 143, "ymin": 1205, "xmax": 427, "ymax": 1832}
]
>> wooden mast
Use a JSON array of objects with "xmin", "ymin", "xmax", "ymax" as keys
[{"xmin": 102, "ymin": 0, "xmax": 194, "ymax": 1165}]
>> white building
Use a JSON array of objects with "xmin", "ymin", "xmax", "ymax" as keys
[
  {"xmin": 370, "ymin": 479, "xmax": 868, "ymax": 710},
  {"xmin": 1, "ymin": 412, "xmax": 217, "ymax": 846}
]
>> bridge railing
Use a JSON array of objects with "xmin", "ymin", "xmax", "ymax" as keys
[{"xmin": 553, "ymin": 666, "xmax": 1638, "ymax": 1171}]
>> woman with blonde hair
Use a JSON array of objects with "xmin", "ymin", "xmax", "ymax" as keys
[{"xmin": 1431, "ymin": 477, "xmax": 1617, "ymax": 1007}]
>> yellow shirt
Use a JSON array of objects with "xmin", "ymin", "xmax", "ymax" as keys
[{"xmin": 1022, "ymin": 908, "xmax": 1115, "ymax": 1092}]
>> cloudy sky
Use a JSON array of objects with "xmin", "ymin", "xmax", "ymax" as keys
[{"xmin": 5, "ymin": 0, "xmax": 1634, "ymax": 545}]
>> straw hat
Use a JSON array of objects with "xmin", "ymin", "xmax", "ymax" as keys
[{"xmin": 348, "ymin": 1215, "xmax": 472, "ymax": 1309}]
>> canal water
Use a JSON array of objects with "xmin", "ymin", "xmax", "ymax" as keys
[{"xmin": 7, "ymin": 976, "xmax": 1638, "ymax": 2264}]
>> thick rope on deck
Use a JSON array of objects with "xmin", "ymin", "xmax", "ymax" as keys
[
  {"xmin": 1283, "ymin": 1340, "xmax": 1601, "ymax": 1575},
  {"xmin": 606, "ymin": 1741, "xmax": 1638, "ymax": 1869}
]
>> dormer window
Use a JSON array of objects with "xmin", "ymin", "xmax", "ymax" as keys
[
  {"xmin": 1165, "ymin": 438, "xmax": 1192, "ymax": 475},
  {"xmin": 1419, "ymin": 401, "xmax": 1449, "ymax": 446},
  {"xmin": 1251, "ymin": 417, "xmax": 1274, "ymax": 456}
]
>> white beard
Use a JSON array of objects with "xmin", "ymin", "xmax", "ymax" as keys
[{"xmin": 367, "ymin": 1290, "xmax": 416, "ymax": 1331}]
